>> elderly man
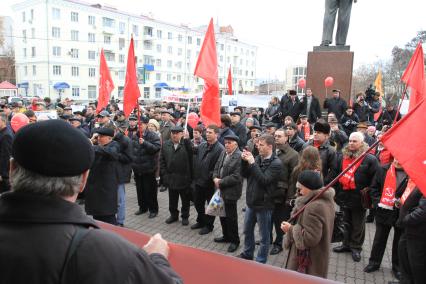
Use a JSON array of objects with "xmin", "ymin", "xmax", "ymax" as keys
[
  {"xmin": 160, "ymin": 110, "xmax": 175, "ymax": 142},
  {"xmin": 238, "ymin": 134, "xmax": 282, "ymax": 264},
  {"xmin": 333, "ymin": 132, "xmax": 379, "ymax": 262},
  {"xmin": 0, "ymin": 120, "xmax": 182, "ymax": 283},
  {"xmin": 160, "ymin": 126, "xmax": 193, "ymax": 226},
  {"xmin": 212, "ymin": 134, "xmax": 243, "ymax": 253}
]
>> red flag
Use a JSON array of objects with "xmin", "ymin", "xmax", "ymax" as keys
[
  {"xmin": 227, "ymin": 66, "xmax": 233, "ymax": 96},
  {"xmin": 96, "ymin": 49, "xmax": 115, "ymax": 113},
  {"xmin": 123, "ymin": 37, "xmax": 141, "ymax": 117},
  {"xmin": 194, "ymin": 19, "xmax": 220, "ymax": 126},
  {"xmin": 401, "ymin": 42, "xmax": 425, "ymax": 111},
  {"xmin": 381, "ymin": 99, "xmax": 426, "ymax": 196}
]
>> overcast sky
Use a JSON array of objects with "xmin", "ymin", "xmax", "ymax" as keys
[{"xmin": 3, "ymin": 0, "xmax": 426, "ymax": 80}]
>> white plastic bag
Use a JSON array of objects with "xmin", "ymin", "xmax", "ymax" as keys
[{"xmin": 206, "ymin": 190, "xmax": 226, "ymax": 217}]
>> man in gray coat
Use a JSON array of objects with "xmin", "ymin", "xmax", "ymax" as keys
[{"xmin": 321, "ymin": 0, "xmax": 357, "ymax": 46}]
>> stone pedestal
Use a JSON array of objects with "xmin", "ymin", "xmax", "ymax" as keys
[{"xmin": 306, "ymin": 46, "xmax": 354, "ymax": 106}]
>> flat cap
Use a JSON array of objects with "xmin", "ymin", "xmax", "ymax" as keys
[
  {"xmin": 96, "ymin": 110, "xmax": 110, "ymax": 117},
  {"xmin": 224, "ymin": 134, "xmax": 239, "ymax": 142},
  {"xmin": 171, "ymin": 125, "xmax": 184, "ymax": 132},
  {"xmin": 314, "ymin": 121, "xmax": 331, "ymax": 134},
  {"xmin": 230, "ymin": 112, "xmax": 241, "ymax": 117},
  {"xmin": 12, "ymin": 120, "xmax": 94, "ymax": 177},
  {"xmin": 95, "ymin": 127, "xmax": 115, "ymax": 137}
]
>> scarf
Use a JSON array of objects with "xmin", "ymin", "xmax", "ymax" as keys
[
  {"xmin": 400, "ymin": 179, "xmax": 417, "ymax": 205},
  {"xmin": 378, "ymin": 164, "xmax": 397, "ymax": 209},
  {"xmin": 338, "ymin": 156, "xmax": 365, "ymax": 190},
  {"xmin": 313, "ymin": 140, "xmax": 321, "ymax": 148},
  {"xmin": 298, "ymin": 123, "xmax": 311, "ymax": 141},
  {"xmin": 378, "ymin": 147, "xmax": 393, "ymax": 166}
]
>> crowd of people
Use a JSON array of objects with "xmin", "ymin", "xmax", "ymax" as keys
[{"xmin": 0, "ymin": 86, "xmax": 424, "ymax": 283}]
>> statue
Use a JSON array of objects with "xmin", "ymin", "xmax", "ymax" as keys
[{"xmin": 321, "ymin": 0, "xmax": 357, "ymax": 46}]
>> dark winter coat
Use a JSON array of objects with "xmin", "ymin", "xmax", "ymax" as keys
[
  {"xmin": 242, "ymin": 153, "xmax": 282, "ymax": 210},
  {"xmin": 285, "ymin": 188, "xmax": 336, "ymax": 279},
  {"xmin": 0, "ymin": 192, "xmax": 182, "ymax": 284},
  {"xmin": 131, "ymin": 129, "xmax": 161, "ymax": 175},
  {"xmin": 230, "ymin": 122, "xmax": 247, "ymax": 148},
  {"xmin": 281, "ymin": 97, "xmax": 303, "ymax": 122},
  {"xmin": 273, "ymin": 143, "xmax": 299, "ymax": 204},
  {"xmin": 397, "ymin": 189, "xmax": 426, "ymax": 239},
  {"xmin": 340, "ymin": 112, "xmax": 359, "ymax": 136},
  {"xmin": 323, "ymin": 97, "xmax": 347, "ymax": 121},
  {"xmin": 218, "ymin": 127, "xmax": 236, "ymax": 146},
  {"xmin": 329, "ymin": 129, "xmax": 348, "ymax": 152},
  {"xmin": 160, "ymin": 138, "xmax": 193, "ymax": 190},
  {"xmin": 335, "ymin": 143, "xmax": 379, "ymax": 209},
  {"xmin": 194, "ymin": 141, "xmax": 224, "ymax": 188},
  {"xmin": 212, "ymin": 149, "xmax": 243, "ymax": 201},
  {"xmin": 301, "ymin": 95, "xmax": 322, "ymax": 124},
  {"xmin": 289, "ymin": 134, "xmax": 305, "ymax": 153},
  {"xmin": 303, "ymin": 140, "xmax": 338, "ymax": 185},
  {"xmin": 0, "ymin": 126, "xmax": 13, "ymax": 178},
  {"xmin": 85, "ymin": 141, "xmax": 120, "ymax": 216},
  {"xmin": 160, "ymin": 121, "xmax": 175, "ymax": 142},
  {"xmin": 113, "ymin": 132, "xmax": 133, "ymax": 184}
]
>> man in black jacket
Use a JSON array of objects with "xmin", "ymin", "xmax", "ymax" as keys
[
  {"xmin": 301, "ymin": 88, "xmax": 322, "ymax": 124},
  {"xmin": 333, "ymin": 132, "xmax": 379, "ymax": 262},
  {"xmin": 230, "ymin": 112, "xmax": 247, "ymax": 148},
  {"xmin": 131, "ymin": 116, "xmax": 162, "ymax": 218},
  {"xmin": 281, "ymin": 90, "xmax": 302, "ymax": 122},
  {"xmin": 212, "ymin": 134, "xmax": 243, "ymax": 253},
  {"xmin": 323, "ymin": 89, "xmax": 347, "ymax": 121},
  {"xmin": 85, "ymin": 127, "xmax": 120, "ymax": 225},
  {"xmin": 161, "ymin": 126, "xmax": 193, "ymax": 226},
  {"xmin": 0, "ymin": 113, "xmax": 13, "ymax": 193},
  {"xmin": 192, "ymin": 124, "xmax": 224, "ymax": 235},
  {"xmin": 238, "ymin": 134, "xmax": 282, "ymax": 264},
  {"xmin": 0, "ymin": 119, "xmax": 182, "ymax": 284}
]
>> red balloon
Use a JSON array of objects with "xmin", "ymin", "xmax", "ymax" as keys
[
  {"xmin": 187, "ymin": 112, "xmax": 200, "ymax": 129},
  {"xmin": 324, "ymin": 76, "xmax": 334, "ymax": 88},
  {"xmin": 298, "ymin": 78, "xmax": 306, "ymax": 89},
  {"xmin": 11, "ymin": 113, "xmax": 30, "ymax": 133}
]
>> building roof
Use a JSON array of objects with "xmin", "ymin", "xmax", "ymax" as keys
[{"xmin": 0, "ymin": 81, "xmax": 17, "ymax": 89}]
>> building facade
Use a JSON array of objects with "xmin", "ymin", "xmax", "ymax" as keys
[
  {"xmin": 12, "ymin": 0, "xmax": 257, "ymax": 101},
  {"xmin": 285, "ymin": 65, "xmax": 306, "ymax": 96}
]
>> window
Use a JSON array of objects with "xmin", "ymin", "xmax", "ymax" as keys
[
  {"xmin": 167, "ymin": 74, "xmax": 172, "ymax": 81},
  {"xmin": 119, "ymin": 22, "xmax": 125, "ymax": 34},
  {"xmin": 143, "ymin": 87, "xmax": 150, "ymax": 99},
  {"xmin": 105, "ymin": 51, "xmax": 115, "ymax": 62},
  {"xmin": 197, "ymin": 38, "xmax": 201, "ymax": 46},
  {"xmin": 31, "ymin": 47, "xmax": 36, "ymax": 57},
  {"xmin": 71, "ymin": 66, "xmax": 79, "ymax": 77},
  {"xmin": 220, "ymin": 55, "xmax": 223, "ymax": 62},
  {"xmin": 156, "ymin": 73, "xmax": 161, "ymax": 80},
  {"xmin": 52, "ymin": 8, "xmax": 60, "ymax": 19},
  {"xmin": 156, "ymin": 44, "xmax": 162, "ymax": 52},
  {"xmin": 167, "ymin": 46, "xmax": 172, "ymax": 54},
  {"xmin": 176, "ymin": 75, "xmax": 181, "ymax": 82},
  {"xmin": 102, "ymin": 17, "xmax": 115, "ymax": 28},
  {"xmin": 118, "ymin": 86, "xmax": 124, "ymax": 97},
  {"xmin": 220, "ymin": 44, "xmax": 224, "ymax": 51},
  {"xmin": 118, "ymin": 70, "xmax": 125, "ymax": 80},
  {"xmin": 187, "ymin": 49, "xmax": 191, "ymax": 57},
  {"xmin": 155, "ymin": 88, "xmax": 161, "ymax": 98},
  {"xmin": 155, "ymin": 59, "xmax": 161, "ymax": 67},
  {"xmin": 176, "ymin": 61, "xmax": 182, "ymax": 69},
  {"xmin": 22, "ymin": 30, "xmax": 26, "ymax": 42},
  {"xmin": 23, "ymin": 48, "xmax": 26, "ymax": 57},
  {"xmin": 24, "ymin": 66, "xmax": 28, "ymax": 76},
  {"xmin": 88, "ymin": 85, "xmax": 96, "ymax": 99},
  {"xmin": 22, "ymin": 11, "xmax": 25, "ymax": 22},
  {"xmin": 143, "ymin": 55, "xmax": 154, "ymax": 65},
  {"xmin": 70, "ymin": 48, "xmax": 78, "ymax": 59},
  {"xmin": 178, "ymin": 34, "xmax": 183, "ymax": 42},
  {"xmin": 132, "ymin": 25, "xmax": 139, "ymax": 36},
  {"xmin": 53, "ymin": 65, "xmax": 61, "ymax": 75},
  {"xmin": 88, "ymin": 15, "xmax": 95, "ymax": 25},
  {"xmin": 32, "ymin": 65, "xmax": 36, "ymax": 75},
  {"xmin": 178, "ymin": 48, "xmax": 182, "ymax": 56},
  {"xmin": 143, "ymin": 40, "xmax": 152, "ymax": 50},
  {"xmin": 71, "ymin": 30, "xmax": 79, "ymax": 41},
  {"xmin": 157, "ymin": 30, "xmax": 162, "ymax": 39},
  {"xmin": 72, "ymin": 87, "xmax": 80, "ymax": 97},
  {"xmin": 88, "ymin": 50, "xmax": 96, "ymax": 60},
  {"xmin": 71, "ymin": 12, "xmax": 78, "ymax": 22},
  {"xmin": 168, "ymin": 32, "xmax": 172, "ymax": 40},
  {"xmin": 104, "ymin": 35, "xmax": 111, "ymax": 44},
  {"xmin": 119, "ymin": 38, "xmax": 125, "ymax": 50},
  {"xmin": 188, "ymin": 36, "xmax": 192, "ymax": 44},
  {"xmin": 31, "ymin": 28, "xmax": 35, "ymax": 38},
  {"xmin": 52, "ymin": 46, "xmax": 61, "ymax": 56},
  {"xmin": 52, "ymin": 27, "xmax": 60, "ymax": 38},
  {"xmin": 88, "ymin": 33, "xmax": 95, "ymax": 42},
  {"xmin": 167, "ymin": 60, "xmax": 172, "ymax": 68},
  {"xmin": 88, "ymin": 68, "xmax": 96, "ymax": 77},
  {"xmin": 144, "ymin": 26, "xmax": 153, "ymax": 36},
  {"xmin": 119, "ymin": 54, "xmax": 125, "ymax": 63}
]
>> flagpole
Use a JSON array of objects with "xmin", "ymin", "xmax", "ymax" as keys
[
  {"xmin": 288, "ymin": 139, "xmax": 380, "ymax": 222},
  {"xmin": 392, "ymin": 84, "xmax": 409, "ymax": 126},
  {"xmin": 137, "ymin": 103, "xmax": 142, "ymax": 138}
]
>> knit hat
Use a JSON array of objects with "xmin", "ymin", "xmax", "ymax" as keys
[
  {"xmin": 297, "ymin": 170, "xmax": 323, "ymax": 190},
  {"xmin": 148, "ymin": 119, "xmax": 160, "ymax": 131}
]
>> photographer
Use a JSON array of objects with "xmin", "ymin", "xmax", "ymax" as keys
[{"xmin": 354, "ymin": 88, "xmax": 380, "ymax": 124}]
